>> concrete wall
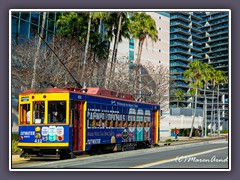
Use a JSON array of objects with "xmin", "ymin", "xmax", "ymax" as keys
[{"xmin": 160, "ymin": 115, "xmax": 203, "ymax": 137}]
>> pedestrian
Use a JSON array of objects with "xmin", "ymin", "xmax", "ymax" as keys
[{"xmin": 174, "ymin": 127, "xmax": 179, "ymax": 140}]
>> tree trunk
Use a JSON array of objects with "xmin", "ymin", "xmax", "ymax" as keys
[
  {"xmin": 217, "ymin": 84, "xmax": 220, "ymax": 136},
  {"xmin": 134, "ymin": 40, "xmax": 144, "ymax": 97},
  {"xmin": 81, "ymin": 12, "xmax": 92, "ymax": 83},
  {"xmin": 189, "ymin": 86, "xmax": 198, "ymax": 138},
  {"xmin": 112, "ymin": 14, "xmax": 123, "ymax": 76},
  {"xmin": 108, "ymin": 14, "xmax": 123, "ymax": 89},
  {"xmin": 203, "ymin": 84, "xmax": 207, "ymax": 137},
  {"xmin": 31, "ymin": 12, "xmax": 47, "ymax": 89},
  {"xmin": 210, "ymin": 84, "xmax": 215, "ymax": 136}
]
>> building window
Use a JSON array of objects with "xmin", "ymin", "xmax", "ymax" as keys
[
  {"xmin": 129, "ymin": 50, "xmax": 134, "ymax": 61},
  {"xmin": 159, "ymin": 27, "xmax": 161, "ymax": 30},
  {"xmin": 159, "ymin": 39, "xmax": 161, "ymax": 41},
  {"xmin": 159, "ymin": 16, "xmax": 161, "ymax": 19},
  {"xmin": 159, "ymin": 49, "xmax": 161, "ymax": 52}
]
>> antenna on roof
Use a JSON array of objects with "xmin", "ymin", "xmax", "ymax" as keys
[{"xmin": 37, "ymin": 33, "xmax": 82, "ymax": 89}]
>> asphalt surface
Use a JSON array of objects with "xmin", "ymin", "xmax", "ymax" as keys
[{"xmin": 12, "ymin": 139, "xmax": 229, "ymax": 169}]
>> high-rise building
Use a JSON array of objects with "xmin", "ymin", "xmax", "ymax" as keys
[
  {"xmin": 200, "ymin": 12, "xmax": 229, "ymax": 129},
  {"xmin": 169, "ymin": 11, "xmax": 229, "ymax": 129},
  {"xmin": 169, "ymin": 12, "xmax": 203, "ymax": 108}
]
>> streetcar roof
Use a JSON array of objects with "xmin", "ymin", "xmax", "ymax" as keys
[{"xmin": 19, "ymin": 87, "xmax": 160, "ymax": 107}]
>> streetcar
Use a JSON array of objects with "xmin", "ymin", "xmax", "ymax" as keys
[{"xmin": 17, "ymin": 86, "xmax": 160, "ymax": 159}]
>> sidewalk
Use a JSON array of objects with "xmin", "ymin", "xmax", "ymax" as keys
[{"xmin": 159, "ymin": 135, "xmax": 226, "ymax": 146}]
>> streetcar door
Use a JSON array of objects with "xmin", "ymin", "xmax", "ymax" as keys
[{"xmin": 72, "ymin": 101, "xmax": 85, "ymax": 151}]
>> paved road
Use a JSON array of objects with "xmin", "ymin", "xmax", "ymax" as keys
[{"xmin": 12, "ymin": 140, "xmax": 229, "ymax": 169}]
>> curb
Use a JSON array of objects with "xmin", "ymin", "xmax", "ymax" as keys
[{"xmin": 159, "ymin": 137, "xmax": 225, "ymax": 146}]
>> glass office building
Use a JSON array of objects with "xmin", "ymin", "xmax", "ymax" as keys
[{"xmin": 11, "ymin": 12, "xmax": 59, "ymax": 44}]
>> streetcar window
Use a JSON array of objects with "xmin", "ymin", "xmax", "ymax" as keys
[
  {"xmin": 48, "ymin": 101, "xmax": 66, "ymax": 123},
  {"xmin": 33, "ymin": 101, "xmax": 45, "ymax": 124},
  {"xmin": 118, "ymin": 119, "xmax": 122, "ymax": 127},
  {"xmin": 144, "ymin": 110, "xmax": 151, "ymax": 127},
  {"xmin": 133, "ymin": 121, "xmax": 137, "ymax": 127},
  {"xmin": 114, "ymin": 119, "xmax": 118, "ymax": 127},
  {"xmin": 19, "ymin": 104, "xmax": 30, "ymax": 124},
  {"xmin": 104, "ymin": 120, "xmax": 107, "ymax": 127},
  {"xmin": 96, "ymin": 119, "xmax": 102, "ymax": 127},
  {"xmin": 90, "ymin": 120, "xmax": 96, "ymax": 127},
  {"xmin": 123, "ymin": 114, "xmax": 127, "ymax": 127},
  {"xmin": 107, "ymin": 120, "xmax": 113, "ymax": 127},
  {"xmin": 128, "ymin": 121, "xmax": 132, "ymax": 127}
]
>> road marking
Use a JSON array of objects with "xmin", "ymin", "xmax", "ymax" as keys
[{"xmin": 129, "ymin": 147, "xmax": 228, "ymax": 168}]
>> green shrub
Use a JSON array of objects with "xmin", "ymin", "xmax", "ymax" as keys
[
  {"xmin": 12, "ymin": 133, "xmax": 18, "ymax": 141},
  {"xmin": 12, "ymin": 139, "xmax": 22, "ymax": 154},
  {"xmin": 11, "ymin": 133, "xmax": 22, "ymax": 154},
  {"xmin": 221, "ymin": 130, "xmax": 228, "ymax": 134},
  {"xmin": 165, "ymin": 139, "xmax": 173, "ymax": 143}
]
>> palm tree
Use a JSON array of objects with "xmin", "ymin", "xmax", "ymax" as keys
[
  {"xmin": 31, "ymin": 12, "xmax": 47, "ymax": 88},
  {"xmin": 201, "ymin": 63, "xmax": 214, "ymax": 137},
  {"xmin": 215, "ymin": 70, "xmax": 228, "ymax": 136},
  {"xmin": 106, "ymin": 12, "xmax": 130, "ymax": 88},
  {"xmin": 210, "ymin": 68, "xmax": 217, "ymax": 136},
  {"xmin": 173, "ymin": 89, "xmax": 184, "ymax": 108},
  {"xmin": 56, "ymin": 12, "xmax": 87, "ymax": 39},
  {"xmin": 81, "ymin": 12, "xmax": 92, "ymax": 82},
  {"xmin": 129, "ymin": 12, "xmax": 158, "ymax": 97},
  {"xmin": 57, "ymin": 12, "xmax": 109, "ymax": 83},
  {"xmin": 184, "ymin": 60, "xmax": 203, "ymax": 138}
]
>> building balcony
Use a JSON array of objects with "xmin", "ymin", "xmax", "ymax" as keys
[
  {"xmin": 209, "ymin": 30, "xmax": 228, "ymax": 38},
  {"xmin": 171, "ymin": 49, "xmax": 192, "ymax": 56},
  {"xmin": 210, "ymin": 18, "xmax": 228, "ymax": 27},
  {"xmin": 208, "ymin": 52, "xmax": 228, "ymax": 58},
  {"xmin": 210, "ymin": 59, "xmax": 228, "ymax": 64},
  {"xmin": 191, "ymin": 18, "xmax": 202, "ymax": 26},
  {"xmin": 190, "ymin": 45, "xmax": 202, "ymax": 52},
  {"xmin": 208, "ymin": 42, "xmax": 228, "ymax": 48},
  {"xmin": 191, "ymin": 32, "xmax": 202, "ymax": 39},
  {"xmin": 170, "ymin": 21, "xmax": 191, "ymax": 29},
  {"xmin": 208, "ymin": 36, "xmax": 228, "ymax": 43},
  {"xmin": 170, "ymin": 28, "xmax": 191, "ymax": 36},
  {"xmin": 191, "ymin": 25, "xmax": 202, "ymax": 33},
  {"xmin": 208, "ymin": 24, "xmax": 228, "ymax": 32},
  {"xmin": 170, "ymin": 41, "xmax": 190, "ymax": 48},
  {"xmin": 170, "ymin": 35, "xmax": 192, "ymax": 43},
  {"xmin": 192, "ymin": 39, "xmax": 202, "ymax": 45},
  {"xmin": 209, "ymin": 13, "xmax": 228, "ymax": 21},
  {"xmin": 189, "ymin": 12, "xmax": 202, "ymax": 20},
  {"xmin": 212, "ymin": 47, "xmax": 228, "ymax": 53},
  {"xmin": 170, "ymin": 76, "xmax": 185, "ymax": 81},
  {"xmin": 192, "ymin": 52, "xmax": 202, "ymax": 58},
  {"xmin": 170, "ymin": 63, "xmax": 189, "ymax": 68},
  {"xmin": 171, "ymin": 14, "xmax": 191, "ymax": 23},
  {"xmin": 170, "ymin": 54, "xmax": 191, "ymax": 61}
]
